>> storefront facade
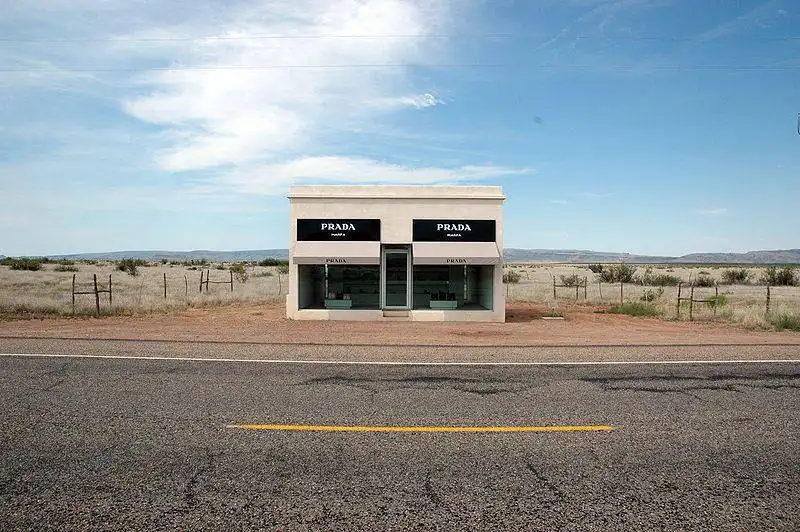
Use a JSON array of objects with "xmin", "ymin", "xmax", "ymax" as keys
[{"xmin": 287, "ymin": 185, "xmax": 505, "ymax": 322}]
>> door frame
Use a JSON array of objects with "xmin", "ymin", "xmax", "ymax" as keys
[{"xmin": 381, "ymin": 245, "xmax": 412, "ymax": 309}]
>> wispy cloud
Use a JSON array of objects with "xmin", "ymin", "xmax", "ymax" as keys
[
  {"xmin": 2, "ymin": 0, "xmax": 528, "ymax": 195},
  {"xmin": 580, "ymin": 192, "xmax": 614, "ymax": 199},
  {"xmin": 370, "ymin": 93, "xmax": 445, "ymax": 110},
  {"xmin": 219, "ymin": 156, "xmax": 532, "ymax": 195},
  {"xmin": 689, "ymin": 0, "xmax": 789, "ymax": 44},
  {"xmin": 695, "ymin": 207, "xmax": 728, "ymax": 216},
  {"xmin": 121, "ymin": 0, "xmax": 453, "ymax": 173},
  {"xmin": 529, "ymin": 0, "xmax": 670, "ymax": 54},
  {"xmin": 548, "ymin": 199, "xmax": 570, "ymax": 205}
]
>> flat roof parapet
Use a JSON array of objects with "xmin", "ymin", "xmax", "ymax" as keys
[{"xmin": 289, "ymin": 185, "xmax": 505, "ymax": 200}]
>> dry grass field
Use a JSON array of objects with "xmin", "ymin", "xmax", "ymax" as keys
[
  {"xmin": 504, "ymin": 263, "xmax": 800, "ymax": 330},
  {"xmin": 0, "ymin": 261, "xmax": 286, "ymax": 317},
  {"xmin": 0, "ymin": 260, "xmax": 798, "ymax": 331}
]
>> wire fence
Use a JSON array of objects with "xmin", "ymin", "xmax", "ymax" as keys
[{"xmin": 505, "ymin": 277, "xmax": 797, "ymax": 320}]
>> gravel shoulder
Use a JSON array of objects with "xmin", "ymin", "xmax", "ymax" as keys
[{"xmin": 0, "ymin": 302, "xmax": 798, "ymax": 347}]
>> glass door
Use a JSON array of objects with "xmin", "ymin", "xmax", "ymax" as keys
[{"xmin": 382, "ymin": 248, "xmax": 410, "ymax": 308}]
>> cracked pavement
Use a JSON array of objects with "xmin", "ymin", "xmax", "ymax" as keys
[{"xmin": 0, "ymin": 354, "xmax": 798, "ymax": 530}]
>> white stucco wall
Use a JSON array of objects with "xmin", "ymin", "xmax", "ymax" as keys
[{"xmin": 287, "ymin": 185, "xmax": 505, "ymax": 322}]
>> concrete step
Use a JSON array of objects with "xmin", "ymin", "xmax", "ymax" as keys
[{"xmin": 382, "ymin": 309, "xmax": 410, "ymax": 319}]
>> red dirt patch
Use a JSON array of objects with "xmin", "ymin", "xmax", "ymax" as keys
[{"xmin": 0, "ymin": 302, "xmax": 797, "ymax": 346}]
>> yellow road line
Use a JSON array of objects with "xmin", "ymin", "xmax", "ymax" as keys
[{"xmin": 226, "ymin": 424, "xmax": 613, "ymax": 433}]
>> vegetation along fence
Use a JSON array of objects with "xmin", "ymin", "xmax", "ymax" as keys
[
  {"xmin": 199, "ymin": 269, "xmax": 234, "ymax": 293},
  {"xmin": 71, "ymin": 274, "xmax": 112, "ymax": 315}
]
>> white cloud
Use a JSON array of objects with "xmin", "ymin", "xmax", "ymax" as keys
[
  {"xmin": 121, "ymin": 0, "xmax": 452, "ymax": 172},
  {"xmin": 371, "ymin": 92, "xmax": 445, "ymax": 109},
  {"xmin": 220, "ymin": 156, "xmax": 532, "ymax": 195},
  {"xmin": 399, "ymin": 93, "xmax": 445, "ymax": 108},
  {"xmin": 696, "ymin": 207, "xmax": 728, "ymax": 216},
  {"xmin": 3, "ymin": 0, "xmax": 530, "ymax": 196}
]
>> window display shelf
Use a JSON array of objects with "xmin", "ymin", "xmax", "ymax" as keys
[{"xmin": 325, "ymin": 299, "xmax": 353, "ymax": 309}]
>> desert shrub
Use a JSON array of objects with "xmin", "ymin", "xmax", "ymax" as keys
[
  {"xmin": 559, "ymin": 274, "xmax": 584, "ymax": 287},
  {"xmin": 117, "ymin": 258, "xmax": 146, "ymax": 276},
  {"xmin": 699, "ymin": 270, "xmax": 710, "ymax": 275},
  {"xmin": 587, "ymin": 264, "xmax": 604, "ymax": 274},
  {"xmin": 608, "ymin": 302, "xmax": 660, "ymax": 317},
  {"xmin": 181, "ymin": 259, "xmax": 209, "ymax": 266},
  {"xmin": 649, "ymin": 274, "xmax": 681, "ymax": 286},
  {"xmin": 707, "ymin": 294, "xmax": 728, "ymax": 310},
  {"xmin": 53, "ymin": 259, "xmax": 75, "ymax": 266},
  {"xmin": 598, "ymin": 263, "xmax": 637, "ymax": 283},
  {"xmin": 277, "ymin": 264, "xmax": 290, "ymax": 275},
  {"xmin": 768, "ymin": 312, "xmax": 800, "ymax": 332},
  {"xmin": 721, "ymin": 268, "xmax": 751, "ymax": 285},
  {"xmin": 760, "ymin": 266, "xmax": 797, "ymax": 286},
  {"xmin": 3, "ymin": 258, "xmax": 43, "ymax": 271},
  {"xmin": 54, "ymin": 265, "xmax": 79, "ymax": 272},
  {"xmin": 230, "ymin": 263, "xmax": 249, "ymax": 283},
  {"xmin": 253, "ymin": 271, "xmax": 273, "ymax": 278},
  {"xmin": 693, "ymin": 274, "xmax": 715, "ymax": 287},
  {"xmin": 258, "ymin": 258, "xmax": 289, "ymax": 267},
  {"xmin": 640, "ymin": 287, "xmax": 664, "ymax": 302},
  {"xmin": 503, "ymin": 270, "xmax": 521, "ymax": 284},
  {"xmin": 636, "ymin": 266, "xmax": 681, "ymax": 286},
  {"xmin": 215, "ymin": 264, "xmax": 226, "ymax": 270}
]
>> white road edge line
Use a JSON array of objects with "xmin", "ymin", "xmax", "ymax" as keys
[{"xmin": 0, "ymin": 353, "xmax": 799, "ymax": 365}]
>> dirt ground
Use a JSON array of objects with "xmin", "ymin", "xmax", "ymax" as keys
[{"xmin": 0, "ymin": 303, "xmax": 798, "ymax": 346}]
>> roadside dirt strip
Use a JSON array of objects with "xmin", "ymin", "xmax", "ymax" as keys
[
  {"xmin": 1, "ymin": 338, "xmax": 798, "ymax": 364},
  {"xmin": 2, "ymin": 303, "xmax": 800, "ymax": 347}
]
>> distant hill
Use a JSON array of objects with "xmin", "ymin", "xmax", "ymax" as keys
[
  {"xmin": 504, "ymin": 248, "xmax": 800, "ymax": 264},
  {"xmin": 48, "ymin": 249, "xmax": 289, "ymax": 262},
  {"xmin": 32, "ymin": 248, "xmax": 800, "ymax": 264},
  {"xmin": 503, "ymin": 249, "xmax": 673, "ymax": 263},
  {"xmin": 505, "ymin": 248, "xmax": 800, "ymax": 264}
]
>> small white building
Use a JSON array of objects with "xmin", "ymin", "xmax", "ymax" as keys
[{"xmin": 287, "ymin": 185, "xmax": 505, "ymax": 322}]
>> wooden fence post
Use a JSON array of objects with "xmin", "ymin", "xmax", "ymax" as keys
[
  {"xmin": 676, "ymin": 282, "xmax": 682, "ymax": 319},
  {"xmin": 598, "ymin": 281, "xmax": 603, "ymax": 302},
  {"xmin": 713, "ymin": 285, "xmax": 719, "ymax": 317},
  {"xmin": 93, "ymin": 274, "xmax": 100, "ymax": 316},
  {"xmin": 199, "ymin": 270, "xmax": 204, "ymax": 293},
  {"xmin": 72, "ymin": 274, "xmax": 76, "ymax": 313},
  {"xmin": 584, "ymin": 277, "xmax": 588, "ymax": 299},
  {"xmin": 689, "ymin": 284, "xmax": 695, "ymax": 321},
  {"xmin": 766, "ymin": 285, "xmax": 771, "ymax": 315},
  {"xmin": 230, "ymin": 270, "xmax": 234, "ymax": 292},
  {"xmin": 553, "ymin": 278, "xmax": 556, "ymax": 299},
  {"xmin": 575, "ymin": 284, "xmax": 579, "ymax": 301},
  {"xmin": 108, "ymin": 275, "xmax": 112, "ymax": 306},
  {"xmin": 163, "ymin": 272, "xmax": 167, "ymax": 299},
  {"xmin": 619, "ymin": 281, "xmax": 623, "ymax": 305},
  {"xmin": 184, "ymin": 275, "xmax": 188, "ymax": 296}
]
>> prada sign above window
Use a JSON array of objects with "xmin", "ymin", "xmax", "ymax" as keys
[
  {"xmin": 297, "ymin": 219, "xmax": 381, "ymax": 241},
  {"xmin": 413, "ymin": 220, "xmax": 496, "ymax": 242}
]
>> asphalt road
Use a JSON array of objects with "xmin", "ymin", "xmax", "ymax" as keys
[{"xmin": 1, "ymin": 354, "xmax": 798, "ymax": 531}]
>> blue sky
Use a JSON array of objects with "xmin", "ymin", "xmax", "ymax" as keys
[{"xmin": 1, "ymin": 0, "xmax": 798, "ymax": 257}]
